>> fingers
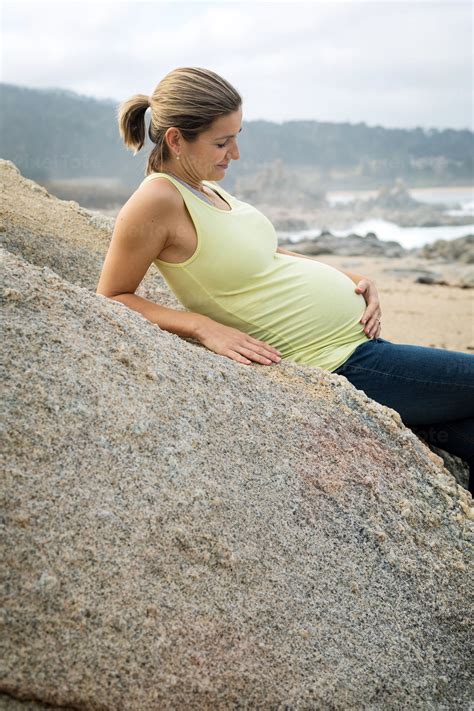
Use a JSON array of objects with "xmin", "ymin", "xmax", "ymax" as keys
[
  {"xmin": 238, "ymin": 345, "xmax": 282, "ymax": 365},
  {"xmin": 227, "ymin": 340, "xmax": 283, "ymax": 366},
  {"xmin": 360, "ymin": 308, "xmax": 377, "ymax": 325},
  {"xmin": 229, "ymin": 351, "xmax": 252, "ymax": 365},
  {"xmin": 246, "ymin": 336, "xmax": 282, "ymax": 358},
  {"xmin": 227, "ymin": 349, "xmax": 274, "ymax": 366},
  {"xmin": 365, "ymin": 323, "xmax": 379, "ymax": 338},
  {"xmin": 361, "ymin": 310, "xmax": 382, "ymax": 338},
  {"xmin": 366, "ymin": 321, "xmax": 381, "ymax": 339},
  {"xmin": 221, "ymin": 331, "xmax": 283, "ymax": 366}
]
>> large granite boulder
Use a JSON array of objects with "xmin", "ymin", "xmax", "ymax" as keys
[{"xmin": 1, "ymin": 160, "xmax": 473, "ymax": 709}]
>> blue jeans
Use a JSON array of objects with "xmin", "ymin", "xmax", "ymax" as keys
[{"xmin": 333, "ymin": 337, "xmax": 474, "ymax": 494}]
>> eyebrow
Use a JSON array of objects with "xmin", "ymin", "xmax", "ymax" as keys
[{"xmin": 215, "ymin": 127, "xmax": 243, "ymax": 140}]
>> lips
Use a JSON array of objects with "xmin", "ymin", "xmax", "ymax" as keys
[{"xmin": 218, "ymin": 164, "xmax": 229, "ymax": 168}]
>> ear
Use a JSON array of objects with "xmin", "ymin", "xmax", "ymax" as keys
[{"xmin": 164, "ymin": 127, "xmax": 181, "ymax": 152}]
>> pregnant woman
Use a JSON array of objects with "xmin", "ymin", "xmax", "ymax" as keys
[{"xmin": 96, "ymin": 66, "xmax": 474, "ymax": 494}]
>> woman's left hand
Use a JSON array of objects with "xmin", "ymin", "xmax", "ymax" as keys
[{"xmin": 355, "ymin": 278, "xmax": 382, "ymax": 339}]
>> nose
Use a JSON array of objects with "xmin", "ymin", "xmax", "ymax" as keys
[{"xmin": 229, "ymin": 141, "xmax": 240, "ymax": 161}]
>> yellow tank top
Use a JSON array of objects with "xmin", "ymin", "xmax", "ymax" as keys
[{"xmin": 141, "ymin": 172, "xmax": 370, "ymax": 372}]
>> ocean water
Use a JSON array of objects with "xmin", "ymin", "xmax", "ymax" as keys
[
  {"xmin": 332, "ymin": 219, "xmax": 473, "ymax": 250},
  {"xmin": 285, "ymin": 186, "xmax": 474, "ymax": 249}
]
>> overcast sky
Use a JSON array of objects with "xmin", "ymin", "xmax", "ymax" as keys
[{"xmin": 2, "ymin": 0, "xmax": 473, "ymax": 130}]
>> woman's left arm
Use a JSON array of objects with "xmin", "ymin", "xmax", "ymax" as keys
[{"xmin": 276, "ymin": 247, "xmax": 382, "ymax": 338}]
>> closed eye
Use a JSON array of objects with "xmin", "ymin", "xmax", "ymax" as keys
[{"xmin": 216, "ymin": 126, "xmax": 242, "ymax": 148}]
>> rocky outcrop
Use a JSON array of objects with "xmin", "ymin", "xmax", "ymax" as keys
[
  {"xmin": 416, "ymin": 234, "xmax": 474, "ymax": 264},
  {"xmin": 234, "ymin": 158, "xmax": 327, "ymax": 210},
  {"xmin": 1, "ymin": 159, "xmax": 473, "ymax": 709},
  {"xmin": 356, "ymin": 178, "xmax": 425, "ymax": 211},
  {"xmin": 280, "ymin": 230, "xmax": 406, "ymax": 258}
]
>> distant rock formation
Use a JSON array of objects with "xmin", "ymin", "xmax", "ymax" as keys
[
  {"xmin": 1, "ymin": 159, "xmax": 473, "ymax": 709},
  {"xmin": 417, "ymin": 234, "xmax": 474, "ymax": 264},
  {"xmin": 357, "ymin": 178, "xmax": 424, "ymax": 211},
  {"xmin": 234, "ymin": 158, "xmax": 327, "ymax": 210},
  {"xmin": 280, "ymin": 230, "xmax": 406, "ymax": 259}
]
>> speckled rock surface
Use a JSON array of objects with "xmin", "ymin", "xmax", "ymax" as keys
[
  {"xmin": 1, "ymin": 246, "xmax": 473, "ymax": 710},
  {"xmin": 1, "ymin": 159, "xmax": 473, "ymax": 709}
]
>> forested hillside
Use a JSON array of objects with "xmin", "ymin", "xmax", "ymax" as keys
[{"xmin": 1, "ymin": 82, "xmax": 472, "ymax": 192}]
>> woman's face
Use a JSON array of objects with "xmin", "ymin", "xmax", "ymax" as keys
[{"xmin": 182, "ymin": 106, "xmax": 243, "ymax": 180}]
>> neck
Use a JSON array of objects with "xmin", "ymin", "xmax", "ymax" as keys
[{"xmin": 159, "ymin": 163, "xmax": 205, "ymax": 192}]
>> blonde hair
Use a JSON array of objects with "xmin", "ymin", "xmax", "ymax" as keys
[{"xmin": 117, "ymin": 66, "xmax": 242, "ymax": 176}]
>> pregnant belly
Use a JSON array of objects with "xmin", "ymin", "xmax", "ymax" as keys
[{"xmin": 223, "ymin": 256, "xmax": 369, "ymax": 357}]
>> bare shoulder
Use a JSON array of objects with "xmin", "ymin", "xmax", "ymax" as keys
[
  {"xmin": 96, "ymin": 178, "xmax": 182, "ymax": 297},
  {"xmin": 120, "ymin": 176, "xmax": 182, "ymax": 230}
]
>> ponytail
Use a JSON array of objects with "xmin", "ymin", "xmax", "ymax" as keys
[{"xmin": 116, "ymin": 94, "xmax": 150, "ymax": 156}]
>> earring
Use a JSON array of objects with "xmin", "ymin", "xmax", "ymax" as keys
[{"xmin": 176, "ymin": 154, "xmax": 180, "ymax": 160}]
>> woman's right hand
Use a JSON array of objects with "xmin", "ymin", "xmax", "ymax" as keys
[{"xmin": 194, "ymin": 316, "xmax": 282, "ymax": 366}]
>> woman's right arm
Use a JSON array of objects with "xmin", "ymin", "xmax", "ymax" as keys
[
  {"xmin": 96, "ymin": 191, "xmax": 282, "ymax": 366},
  {"xmin": 96, "ymin": 190, "xmax": 204, "ymax": 338}
]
